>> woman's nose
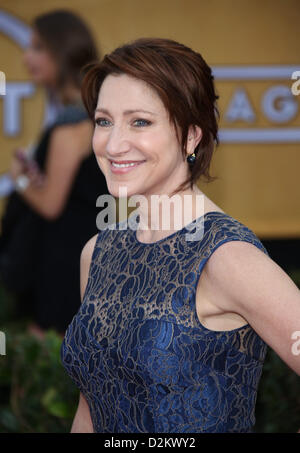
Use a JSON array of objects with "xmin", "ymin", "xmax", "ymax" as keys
[{"xmin": 105, "ymin": 125, "xmax": 131, "ymax": 156}]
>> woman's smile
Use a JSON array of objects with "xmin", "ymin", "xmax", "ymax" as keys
[
  {"xmin": 93, "ymin": 73, "xmax": 192, "ymax": 199},
  {"xmin": 109, "ymin": 159, "xmax": 146, "ymax": 174}
]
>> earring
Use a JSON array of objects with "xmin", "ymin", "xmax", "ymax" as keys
[
  {"xmin": 187, "ymin": 152, "xmax": 196, "ymax": 164},
  {"xmin": 187, "ymin": 135, "xmax": 196, "ymax": 163}
]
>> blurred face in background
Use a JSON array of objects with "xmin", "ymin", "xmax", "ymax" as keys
[
  {"xmin": 23, "ymin": 29, "xmax": 58, "ymax": 88},
  {"xmin": 93, "ymin": 73, "xmax": 194, "ymax": 201}
]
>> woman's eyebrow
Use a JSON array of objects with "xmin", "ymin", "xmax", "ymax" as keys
[{"xmin": 95, "ymin": 108, "xmax": 157, "ymax": 116}]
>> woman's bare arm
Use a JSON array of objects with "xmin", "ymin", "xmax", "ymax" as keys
[
  {"xmin": 203, "ymin": 240, "xmax": 300, "ymax": 375},
  {"xmin": 70, "ymin": 234, "xmax": 98, "ymax": 433},
  {"xmin": 79, "ymin": 234, "xmax": 98, "ymax": 301},
  {"xmin": 12, "ymin": 120, "xmax": 93, "ymax": 220},
  {"xmin": 71, "ymin": 392, "xmax": 94, "ymax": 433}
]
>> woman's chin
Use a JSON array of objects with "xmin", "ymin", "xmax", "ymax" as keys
[{"xmin": 108, "ymin": 182, "xmax": 140, "ymax": 199}]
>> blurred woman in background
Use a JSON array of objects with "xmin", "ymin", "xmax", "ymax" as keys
[{"xmin": 0, "ymin": 10, "xmax": 108, "ymax": 337}]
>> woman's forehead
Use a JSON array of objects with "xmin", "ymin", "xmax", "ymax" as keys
[{"xmin": 97, "ymin": 74, "xmax": 165, "ymax": 114}]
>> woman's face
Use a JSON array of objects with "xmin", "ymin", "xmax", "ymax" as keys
[
  {"xmin": 23, "ymin": 29, "xmax": 58, "ymax": 87},
  {"xmin": 93, "ymin": 73, "xmax": 197, "ymax": 200}
]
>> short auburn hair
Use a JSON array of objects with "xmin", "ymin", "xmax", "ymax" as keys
[{"xmin": 81, "ymin": 37, "xmax": 220, "ymax": 195}]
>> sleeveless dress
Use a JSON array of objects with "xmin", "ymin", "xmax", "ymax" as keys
[{"xmin": 61, "ymin": 211, "xmax": 270, "ymax": 433}]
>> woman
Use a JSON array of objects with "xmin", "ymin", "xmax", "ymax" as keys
[
  {"xmin": 1, "ymin": 10, "xmax": 108, "ymax": 336},
  {"xmin": 61, "ymin": 38, "xmax": 300, "ymax": 433}
]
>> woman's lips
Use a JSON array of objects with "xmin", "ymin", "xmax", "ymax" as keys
[{"xmin": 110, "ymin": 160, "xmax": 145, "ymax": 174}]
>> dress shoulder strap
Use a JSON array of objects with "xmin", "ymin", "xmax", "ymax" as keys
[{"xmin": 195, "ymin": 211, "xmax": 270, "ymax": 272}]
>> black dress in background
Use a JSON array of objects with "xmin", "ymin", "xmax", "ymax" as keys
[{"xmin": 0, "ymin": 102, "xmax": 109, "ymax": 333}]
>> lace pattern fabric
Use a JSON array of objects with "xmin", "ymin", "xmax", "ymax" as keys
[{"xmin": 61, "ymin": 211, "xmax": 270, "ymax": 432}]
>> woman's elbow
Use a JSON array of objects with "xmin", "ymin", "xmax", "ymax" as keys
[{"xmin": 38, "ymin": 201, "xmax": 65, "ymax": 221}]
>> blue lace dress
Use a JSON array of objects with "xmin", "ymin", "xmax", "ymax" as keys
[{"xmin": 61, "ymin": 211, "xmax": 270, "ymax": 433}]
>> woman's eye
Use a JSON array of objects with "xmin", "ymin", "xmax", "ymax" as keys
[
  {"xmin": 133, "ymin": 119, "xmax": 151, "ymax": 127},
  {"xmin": 94, "ymin": 118, "xmax": 151, "ymax": 127},
  {"xmin": 95, "ymin": 118, "xmax": 111, "ymax": 127}
]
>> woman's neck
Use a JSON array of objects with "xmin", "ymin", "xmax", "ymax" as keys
[{"xmin": 135, "ymin": 185, "xmax": 205, "ymax": 242}]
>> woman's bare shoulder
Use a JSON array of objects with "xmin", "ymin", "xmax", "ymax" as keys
[{"xmin": 49, "ymin": 119, "xmax": 93, "ymax": 159}]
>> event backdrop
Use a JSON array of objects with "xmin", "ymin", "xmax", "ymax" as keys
[{"xmin": 0, "ymin": 0, "xmax": 299, "ymax": 238}]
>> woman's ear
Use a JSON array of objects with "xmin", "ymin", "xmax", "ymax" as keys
[{"xmin": 187, "ymin": 125, "xmax": 202, "ymax": 152}]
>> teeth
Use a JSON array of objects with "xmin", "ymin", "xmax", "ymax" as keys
[{"xmin": 112, "ymin": 162, "xmax": 139, "ymax": 168}]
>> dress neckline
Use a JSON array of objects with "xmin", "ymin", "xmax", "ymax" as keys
[{"xmin": 132, "ymin": 210, "xmax": 227, "ymax": 245}]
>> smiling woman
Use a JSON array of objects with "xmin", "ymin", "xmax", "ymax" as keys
[
  {"xmin": 60, "ymin": 37, "xmax": 300, "ymax": 434},
  {"xmin": 82, "ymin": 38, "xmax": 219, "ymax": 198}
]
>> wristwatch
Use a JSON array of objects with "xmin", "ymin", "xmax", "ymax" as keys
[{"xmin": 15, "ymin": 174, "xmax": 30, "ymax": 193}]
